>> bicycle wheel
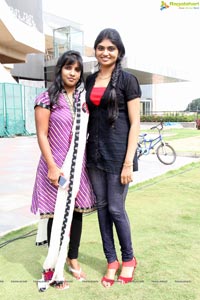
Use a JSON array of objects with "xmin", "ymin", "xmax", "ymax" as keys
[{"xmin": 156, "ymin": 143, "xmax": 176, "ymax": 165}]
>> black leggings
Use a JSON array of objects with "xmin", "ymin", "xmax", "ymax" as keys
[{"xmin": 47, "ymin": 211, "xmax": 83, "ymax": 259}]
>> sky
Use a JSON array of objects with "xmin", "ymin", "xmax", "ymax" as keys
[
  {"xmin": 43, "ymin": 0, "xmax": 200, "ymax": 79},
  {"xmin": 42, "ymin": 0, "xmax": 200, "ymax": 108}
]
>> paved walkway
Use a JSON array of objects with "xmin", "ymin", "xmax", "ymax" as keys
[
  {"xmin": 0, "ymin": 136, "xmax": 40, "ymax": 237},
  {"xmin": 0, "ymin": 135, "xmax": 200, "ymax": 237}
]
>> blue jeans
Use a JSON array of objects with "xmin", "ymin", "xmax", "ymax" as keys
[{"xmin": 88, "ymin": 167, "xmax": 134, "ymax": 263}]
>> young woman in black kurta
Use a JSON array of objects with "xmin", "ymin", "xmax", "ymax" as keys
[{"xmin": 86, "ymin": 28, "xmax": 141, "ymax": 287}]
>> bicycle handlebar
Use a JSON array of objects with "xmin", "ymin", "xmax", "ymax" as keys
[{"xmin": 150, "ymin": 121, "xmax": 163, "ymax": 131}]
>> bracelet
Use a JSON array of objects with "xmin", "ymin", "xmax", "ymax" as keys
[{"xmin": 123, "ymin": 163, "xmax": 133, "ymax": 167}]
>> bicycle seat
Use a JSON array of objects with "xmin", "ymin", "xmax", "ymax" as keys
[{"xmin": 139, "ymin": 133, "xmax": 147, "ymax": 137}]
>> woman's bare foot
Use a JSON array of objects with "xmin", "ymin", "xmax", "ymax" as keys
[
  {"xmin": 51, "ymin": 280, "xmax": 69, "ymax": 290},
  {"xmin": 119, "ymin": 265, "xmax": 135, "ymax": 278},
  {"xmin": 101, "ymin": 268, "xmax": 118, "ymax": 287},
  {"xmin": 118, "ymin": 258, "xmax": 137, "ymax": 284},
  {"xmin": 101, "ymin": 261, "xmax": 120, "ymax": 288},
  {"xmin": 66, "ymin": 258, "xmax": 86, "ymax": 281}
]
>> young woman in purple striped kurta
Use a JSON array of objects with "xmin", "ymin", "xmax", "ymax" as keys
[
  {"xmin": 31, "ymin": 50, "xmax": 96, "ymax": 289},
  {"xmin": 31, "ymin": 91, "xmax": 95, "ymax": 215}
]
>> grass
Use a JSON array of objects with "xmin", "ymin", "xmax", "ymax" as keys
[
  {"xmin": 141, "ymin": 127, "xmax": 200, "ymax": 140},
  {"xmin": 162, "ymin": 128, "xmax": 200, "ymax": 141},
  {"xmin": 0, "ymin": 162, "xmax": 200, "ymax": 300},
  {"xmin": 140, "ymin": 127, "xmax": 200, "ymax": 155},
  {"xmin": 141, "ymin": 127, "xmax": 200, "ymax": 142}
]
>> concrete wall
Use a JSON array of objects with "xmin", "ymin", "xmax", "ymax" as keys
[
  {"xmin": 5, "ymin": 0, "xmax": 43, "ymax": 33},
  {"xmin": 12, "ymin": 54, "xmax": 45, "ymax": 80}
]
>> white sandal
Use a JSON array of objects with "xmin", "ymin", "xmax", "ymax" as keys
[{"xmin": 68, "ymin": 266, "xmax": 85, "ymax": 281}]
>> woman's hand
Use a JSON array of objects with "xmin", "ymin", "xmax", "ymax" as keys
[
  {"xmin": 47, "ymin": 165, "xmax": 64, "ymax": 187},
  {"xmin": 120, "ymin": 164, "xmax": 133, "ymax": 185}
]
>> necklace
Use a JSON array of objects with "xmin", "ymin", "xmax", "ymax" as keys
[
  {"xmin": 63, "ymin": 91, "xmax": 75, "ymax": 120},
  {"xmin": 98, "ymin": 74, "xmax": 111, "ymax": 80},
  {"xmin": 66, "ymin": 94, "xmax": 73, "ymax": 107}
]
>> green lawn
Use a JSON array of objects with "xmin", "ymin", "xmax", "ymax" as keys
[
  {"xmin": 163, "ymin": 128, "xmax": 200, "ymax": 141},
  {"xmin": 141, "ymin": 127, "xmax": 200, "ymax": 142},
  {"xmin": 0, "ymin": 162, "xmax": 200, "ymax": 300}
]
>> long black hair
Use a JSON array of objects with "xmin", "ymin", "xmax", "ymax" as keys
[
  {"xmin": 48, "ymin": 50, "xmax": 84, "ymax": 107},
  {"xmin": 94, "ymin": 28, "xmax": 125, "ymax": 125}
]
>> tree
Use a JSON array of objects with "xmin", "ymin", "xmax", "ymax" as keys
[{"xmin": 185, "ymin": 98, "xmax": 200, "ymax": 112}]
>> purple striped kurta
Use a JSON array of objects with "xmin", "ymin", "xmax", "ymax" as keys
[{"xmin": 31, "ymin": 91, "xmax": 96, "ymax": 216}]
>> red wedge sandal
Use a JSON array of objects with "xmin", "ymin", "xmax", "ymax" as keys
[
  {"xmin": 118, "ymin": 257, "xmax": 137, "ymax": 284},
  {"xmin": 101, "ymin": 260, "xmax": 120, "ymax": 287}
]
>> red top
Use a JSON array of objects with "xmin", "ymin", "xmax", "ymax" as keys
[{"xmin": 90, "ymin": 87, "xmax": 106, "ymax": 106}]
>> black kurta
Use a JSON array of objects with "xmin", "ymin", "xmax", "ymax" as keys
[{"xmin": 86, "ymin": 70, "xmax": 141, "ymax": 174}]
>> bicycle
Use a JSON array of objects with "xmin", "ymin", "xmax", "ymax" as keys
[{"xmin": 137, "ymin": 121, "xmax": 176, "ymax": 165}]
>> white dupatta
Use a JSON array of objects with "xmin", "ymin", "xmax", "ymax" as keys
[{"xmin": 38, "ymin": 88, "xmax": 89, "ymax": 290}]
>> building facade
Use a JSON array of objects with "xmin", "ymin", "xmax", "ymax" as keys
[
  {"xmin": 0, "ymin": 0, "xmax": 45, "ymax": 79},
  {"xmin": 1, "ymin": 0, "xmax": 193, "ymax": 117}
]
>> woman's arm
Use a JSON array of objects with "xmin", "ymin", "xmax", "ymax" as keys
[
  {"xmin": 121, "ymin": 97, "xmax": 140, "ymax": 185},
  {"xmin": 35, "ymin": 106, "xmax": 62, "ymax": 186}
]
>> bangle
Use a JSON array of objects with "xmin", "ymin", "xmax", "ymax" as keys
[{"xmin": 123, "ymin": 163, "xmax": 133, "ymax": 167}]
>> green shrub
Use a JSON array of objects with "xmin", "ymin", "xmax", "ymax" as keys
[{"xmin": 140, "ymin": 113, "xmax": 196, "ymax": 122}]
